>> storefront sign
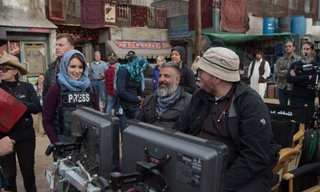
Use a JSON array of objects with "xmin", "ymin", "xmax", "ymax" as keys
[{"xmin": 114, "ymin": 41, "xmax": 171, "ymax": 49}]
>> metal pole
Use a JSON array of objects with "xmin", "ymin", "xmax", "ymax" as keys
[{"xmin": 195, "ymin": 0, "xmax": 202, "ymax": 57}]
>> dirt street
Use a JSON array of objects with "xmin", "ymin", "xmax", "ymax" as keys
[{"xmin": 17, "ymin": 132, "xmax": 52, "ymax": 192}]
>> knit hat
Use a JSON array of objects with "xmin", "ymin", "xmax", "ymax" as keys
[
  {"xmin": 0, "ymin": 52, "xmax": 27, "ymax": 75},
  {"xmin": 194, "ymin": 47, "xmax": 240, "ymax": 82},
  {"xmin": 171, "ymin": 46, "xmax": 186, "ymax": 63}
]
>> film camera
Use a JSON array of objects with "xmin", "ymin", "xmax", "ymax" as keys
[{"xmin": 296, "ymin": 62, "xmax": 320, "ymax": 90}]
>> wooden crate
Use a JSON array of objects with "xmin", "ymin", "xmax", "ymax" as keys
[{"xmin": 267, "ymin": 84, "xmax": 277, "ymax": 98}]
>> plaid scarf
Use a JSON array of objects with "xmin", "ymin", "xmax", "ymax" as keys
[{"xmin": 156, "ymin": 86, "xmax": 182, "ymax": 117}]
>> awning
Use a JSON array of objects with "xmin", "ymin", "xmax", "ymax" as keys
[
  {"xmin": 106, "ymin": 40, "xmax": 172, "ymax": 59},
  {"xmin": 202, "ymin": 32, "xmax": 293, "ymax": 44},
  {"xmin": 0, "ymin": 16, "xmax": 57, "ymax": 29}
]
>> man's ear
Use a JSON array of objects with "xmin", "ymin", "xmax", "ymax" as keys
[{"xmin": 176, "ymin": 75, "xmax": 181, "ymax": 85}]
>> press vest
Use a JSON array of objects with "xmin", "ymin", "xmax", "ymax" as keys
[{"xmin": 54, "ymin": 86, "xmax": 94, "ymax": 139}]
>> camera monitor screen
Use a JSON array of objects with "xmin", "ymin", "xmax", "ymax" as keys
[
  {"xmin": 71, "ymin": 106, "xmax": 120, "ymax": 179},
  {"xmin": 121, "ymin": 121, "xmax": 228, "ymax": 192}
]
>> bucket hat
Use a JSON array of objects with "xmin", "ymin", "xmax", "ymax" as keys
[
  {"xmin": 194, "ymin": 47, "xmax": 240, "ymax": 82},
  {"xmin": 0, "ymin": 52, "xmax": 27, "ymax": 75}
]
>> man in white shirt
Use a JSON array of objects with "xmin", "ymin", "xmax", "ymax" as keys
[
  {"xmin": 89, "ymin": 51, "xmax": 109, "ymax": 111},
  {"xmin": 248, "ymin": 50, "xmax": 271, "ymax": 98}
]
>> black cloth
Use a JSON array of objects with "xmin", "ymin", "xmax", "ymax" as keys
[
  {"xmin": 179, "ymin": 66, "xmax": 196, "ymax": 94},
  {"xmin": 0, "ymin": 138, "xmax": 36, "ymax": 192},
  {"xmin": 173, "ymin": 82, "xmax": 280, "ymax": 191},
  {"xmin": 0, "ymin": 80, "xmax": 41, "ymax": 192},
  {"xmin": 0, "ymin": 81, "xmax": 42, "ymax": 142},
  {"xmin": 43, "ymin": 59, "xmax": 60, "ymax": 101},
  {"xmin": 287, "ymin": 59, "xmax": 319, "ymax": 125},
  {"xmin": 116, "ymin": 67, "xmax": 141, "ymax": 108}
]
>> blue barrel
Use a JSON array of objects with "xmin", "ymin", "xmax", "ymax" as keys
[
  {"xmin": 263, "ymin": 17, "xmax": 277, "ymax": 34},
  {"xmin": 291, "ymin": 16, "xmax": 306, "ymax": 34}
]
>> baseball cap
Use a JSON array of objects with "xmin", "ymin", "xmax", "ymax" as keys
[{"xmin": 127, "ymin": 51, "xmax": 136, "ymax": 56}]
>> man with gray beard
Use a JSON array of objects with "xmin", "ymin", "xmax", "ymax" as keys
[{"xmin": 138, "ymin": 62, "xmax": 192, "ymax": 128}]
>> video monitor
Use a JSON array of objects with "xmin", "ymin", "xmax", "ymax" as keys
[
  {"xmin": 121, "ymin": 121, "xmax": 228, "ymax": 192},
  {"xmin": 71, "ymin": 106, "xmax": 120, "ymax": 179}
]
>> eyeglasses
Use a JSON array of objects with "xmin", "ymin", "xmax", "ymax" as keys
[
  {"xmin": 0, "ymin": 66, "xmax": 15, "ymax": 73},
  {"xmin": 196, "ymin": 68, "xmax": 204, "ymax": 77},
  {"xmin": 195, "ymin": 68, "xmax": 204, "ymax": 81}
]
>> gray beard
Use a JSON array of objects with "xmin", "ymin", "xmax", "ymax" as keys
[{"xmin": 157, "ymin": 84, "xmax": 178, "ymax": 97}]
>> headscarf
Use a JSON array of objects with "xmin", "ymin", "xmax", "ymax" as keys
[
  {"xmin": 57, "ymin": 50, "xmax": 90, "ymax": 91},
  {"xmin": 114, "ymin": 57, "xmax": 149, "ymax": 90}
]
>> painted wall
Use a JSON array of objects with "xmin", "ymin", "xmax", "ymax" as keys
[{"xmin": 0, "ymin": 0, "xmax": 45, "ymax": 18}]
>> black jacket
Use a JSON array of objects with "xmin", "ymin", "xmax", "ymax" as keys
[
  {"xmin": 173, "ymin": 82, "xmax": 280, "ymax": 191},
  {"xmin": 179, "ymin": 66, "xmax": 196, "ymax": 94},
  {"xmin": 287, "ymin": 59, "xmax": 319, "ymax": 98},
  {"xmin": 43, "ymin": 59, "xmax": 60, "ymax": 100},
  {"xmin": 0, "ymin": 81, "xmax": 42, "ymax": 142},
  {"xmin": 138, "ymin": 89, "xmax": 191, "ymax": 128}
]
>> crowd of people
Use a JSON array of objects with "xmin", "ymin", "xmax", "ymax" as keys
[{"xmin": 1, "ymin": 32, "xmax": 320, "ymax": 191}]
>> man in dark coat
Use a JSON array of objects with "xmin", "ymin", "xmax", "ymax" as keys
[
  {"xmin": 173, "ymin": 47, "xmax": 280, "ymax": 192},
  {"xmin": 139, "ymin": 62, "xmax": 191, "ymax": 128},
  {"xmin": 43, "ymin": 33, "xmax": 76, "ymax": 100}
]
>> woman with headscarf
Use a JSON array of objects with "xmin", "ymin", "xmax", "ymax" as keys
[
  {"xmin": 43, "ymin": 50, "xmax": 99, "ymax": 144},
  {"xmin": 0, "ymin": 52, "xmax": 41, "ymax": 192},
  {"xmin": 115, "ymin": 56, "xmax": 149, "ymax": 131},
  {"xmin": 170, "ymin": 46, "xmax": 196, "ymax": 94}
]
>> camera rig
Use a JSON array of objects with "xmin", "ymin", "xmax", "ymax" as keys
[
  {"xmin": 45, "ymin": 141, "xmax": 109, "ymax": 192},
  {"xmin": 45, "ymin": 141, "xmax": 171, "ymax": 192},
  {"xmin": 296, "ymin": 62, "xmax": 320, "ymax": 91}
]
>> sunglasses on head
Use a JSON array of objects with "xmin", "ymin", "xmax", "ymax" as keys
[{"xmin": 0, "ymin": 66, "xmax": 15, "ymax": 73}]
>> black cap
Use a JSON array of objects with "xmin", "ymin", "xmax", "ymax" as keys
[{"xmin": 127, "ymin": 50, "xmax": 136, "ymax": 56}]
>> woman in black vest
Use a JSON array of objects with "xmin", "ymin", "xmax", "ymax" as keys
[{"xmin": 43, "ymin": 50, "xmax": 99, "ymax": 144}]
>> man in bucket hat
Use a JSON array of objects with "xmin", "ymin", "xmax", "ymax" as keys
[{"xmin": 173, "ymin": 47, "xmax": 280, "ymax": 191}]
